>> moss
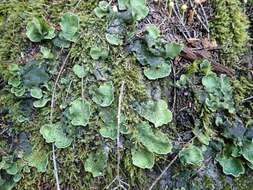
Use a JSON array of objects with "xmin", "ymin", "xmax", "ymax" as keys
[
  {"xmin": 0, "ymin": 0, "xmax": 47, "ymax": 64},
  {"xmin": 112, "ymin": 55, "xmax": 148, "ymax": 126},
  {"xmin": 234, "ymin": 171, "xmax": 253, "ymax": 190},
  {"xmin": 211, "ymin": 0, "xmax": 249, "ymax": 65},
  {"xmin": 0, "ymin": 91, "xmax": 21, "ymax": 127},
  {"xmin": 202, "ymin": 175, "xmax": 215, "ymax": 189},
  {"xmin": 15, "ymin": 133, "xmax": 53, "ymax": 190},
  {"xmin": 232, "ymin": 77, "xmax": 253, "ymax": 125}
]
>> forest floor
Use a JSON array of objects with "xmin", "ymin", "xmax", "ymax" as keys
[{"xmin": 0, "ymin": 0, "xmax": 253, "ymax": 190}]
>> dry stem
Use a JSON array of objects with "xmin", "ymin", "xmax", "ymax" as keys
[{"xmin": 106, "ymin": 81, "xmax": 129, "ymax": 190}]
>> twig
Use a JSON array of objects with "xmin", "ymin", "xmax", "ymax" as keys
[
  {"xmin": 49, "ymin": 49, "xmax": 72, "ymax": 190},
  {"xmin": 199, "ymin": 3, "xmax": 209, "ymax": 38},
  {"xmin": 173, "ymin": 1, "xmax": 191, "ymax": 39},
  {"xmin": 73, "ymin": 0, "xmax": 82, "ymax": 11},
  {"xmin": 189, "ymin": 0, "xmax": 209, "ymax": 35},
  {"xmin": 50, "ymin": 52, "xmax": 71, "ymax": 121},
  {"xmin": 242, "ymin": 96, "xmax": 253, "ymax": 103},
  {"xmin": 52, "ymin": 144, "xmax": 60, "ymax": 190},
  {"xmin": 0, "ymin": 128, "xmax": 9, "ymax": 135},
  {"xmin": 105, "ymin": 178, "xmax": 117, "ymax": 189},
  {"xmin": 63, "ymin": 80, "xmax": 73, "ymax": 104},
  {"xmin": 81, "ymin": 63, "xmax": 85, "ymax": 102},
  {"xmin": 117, "ymin": 81, "xmax": 125, "ymax": 178},
  {"xmin": 149, "ymin": 155, "xmax": 178, "ymax": 190},
  {"xmin": 148, "ymin": 136, "xmax": 197, "ymax": 190},
  {"xmin": 195, "ymin": 11, "xmax": 209, "ymax": 34},
  {"xmin": 172, "ymin": 61, "xmax": 177, "ymax": 119},
  {"xmin": 106, "ymin": 81, "xmax": 129, "ymax": 190}
]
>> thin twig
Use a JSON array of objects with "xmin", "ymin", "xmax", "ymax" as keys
[
  {"xmin": 73, "ymin": 0, "xmax": 82, "ymax": 11},
  {"xmin": 52, "ymin": 144, "xmax": 60, "ymax": 190},
  {"xmin": 0, "ymin": 128, "xmax": 9, "ymax": 135},
  {"xmin": 199, "ymin": 3, "xmax": 209, "ymax": 38},
  {"xmin": 117, "ymin": 81, "xmax": 125, "ymax": 179},
  {"xmin": 49, "ymin": 50, "xmax": 72, "ymax": 190},
  {"xmin": 106, "ymin": 81, "xmax": 129, "ymax": 190},
  {"xmin": 189, "ymin": 0, "xmax": 209, "ymax": 35},
  {"xmin": 105, "ymin": 178, "xmax": 117, "ymax": 189},
  {"xmin": 242, "ymin": 96, "xmax": 253, "ymax": 103},
  {"xmin": 172, "ymin": 62, "xmax": 177, "ymax": 119},
  {"xmin": 50, "ymin": 52, "xmax": 71, "ymax": 121},
  {"xmin": 149, "ymin": 155, "xmax": 178, "ymax": 190},
  {"xmin": 173, "ymin": 1, "xmax": 191, "ymax": 39},
  {"xmin": 81, "ymin": 63, "xmax": 85, "ymax": 102},
  {"xmin": 63, "ymin": 80, "xmax": 73, "ymax": 103}
]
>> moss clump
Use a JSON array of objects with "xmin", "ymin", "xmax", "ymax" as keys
[
  {"xmin": 232, "ymin": 77, "xmax": 253, "ymax": 124},
  {"xmin": 0, "ymin": 0, "xmax": 50, "ymax": 64},
  {"xmin": 211, "ymin": 0, "xmax": 249, "ymax": 65},
  {"xmin": 233, "ymin": 171, "xmax": 253, "ymax": 190},
  {"xmin": 112, "ymin": 55, "xmax": 148, "ymax": 125}
]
